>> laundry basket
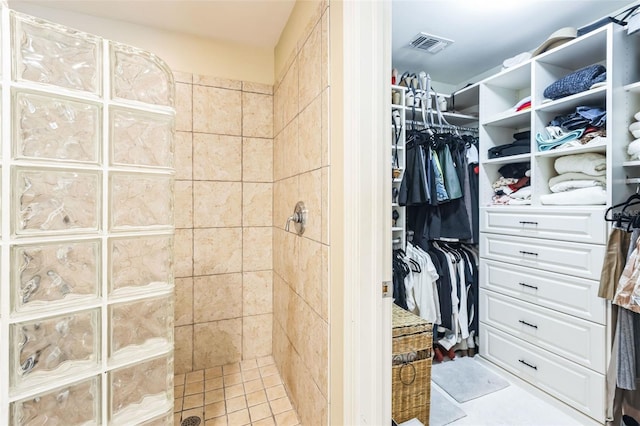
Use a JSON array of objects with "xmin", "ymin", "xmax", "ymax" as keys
[{"xmin": 392, "ymin": 304, "xmax": 432, "ymax": 424}]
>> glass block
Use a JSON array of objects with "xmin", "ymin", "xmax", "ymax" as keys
[
  {"xmin": 11, "ymin": 376, "xmax": 100, "ymax": 425},
  {"xmin": 110, "ymin": 41, "xmax": 174, "ymax": 107},
  {"xmin": 13, "ymin": 168, "xmax": 101, "ymax": 236},
  {"xmin": 109, "ymin": 173, "xmax": 173, "ymax": 230},
  {"xmin": 11, "ymin": 240, "xmax": 100, "ymax": 314},
  {"xmin": 109, "ymin": 355, "xmax": 173, "ymax": 422},
  {"xmin": 110, "ymin": 107, "xmax": 174, "ymax": 168},
  {"xmin": 108, "ymin": 235, "xmax": 173, "ymax": 296},
  {"xmin": 11, "ymin": 12, "xmax": 101, "ymax": 94},
  {"xmin": 109, "ymin": 295, "xmax": 173, "ymax": 361},
  {"xmin": 139, "ymin": 411, "xmax": 172, "ymax": 426},
  {"xmin": 10, "ymin": 309, "xmax": 100, "ymax": 389},
  {"xmin": 13, "ymin": 90, "xmax": 101, "ymax": 163}
]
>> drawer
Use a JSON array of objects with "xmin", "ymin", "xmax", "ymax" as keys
[
  {"xmin": 480, "ymin": 325, "xmax": 605, "ymax": 422},
  {"xmin": 480, "ymin": 233, "xmax": 605, "ymax": 280},
  {"xmin": 480, "ymin": 260, "xmax": 606, "ymax": 324},
  {"xmin": 480, "ymin": 290, "xmax": 605, "ymax": 372},
  {"xmin": 480, "ymin": 206, "xmax": 607, "ymax": 244}
]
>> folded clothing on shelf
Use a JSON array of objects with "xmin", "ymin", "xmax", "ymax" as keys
[
  {"xmin": 488, "ymin": 139, "xmax": 530, "ymax": 158},
  {"xmin": 550, "ymin": 106, "xmax": 606, "ymax": 131},
  {"xmin": 540, "ymin": 186, "xmax": 606, "ymax": 205},
  {"xmin": 554, "ymin": 152, "xmax": 606, "ymax": 176},
  {"xmin": 548, "ymin": 171, "xmax": 606, "ymax": 188},
  {"xmin": 543, "ymin": 64, "xmax": 607, "ymax": 100},
  {"xmin": 491, "ymin": 162, "xmax": 531, "ymax": 205}
]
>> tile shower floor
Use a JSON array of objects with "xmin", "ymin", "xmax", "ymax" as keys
[{"xmin": 174, "ymin": 356, "xmax": 300, "ymax": 426}]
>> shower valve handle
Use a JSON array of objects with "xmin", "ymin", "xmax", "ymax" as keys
[{"xmin": 285, "ymin": 201, "xmax": 307, "ymax": 235}]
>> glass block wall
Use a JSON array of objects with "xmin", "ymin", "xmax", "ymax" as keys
[{"xmin": 0, "ymin": 4, "xmax": 176, "ymax": 425}]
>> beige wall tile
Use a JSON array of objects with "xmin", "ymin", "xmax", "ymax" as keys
[
  {"xmin": 298, "ymin": 169, "xmax": 322, "ymax": 242},
  {"xmin": 243, "ymin": 81, "xmax": 273, "ymax": 95},
  {"xmin": 174, "ymin": 180, "xmax": 193, "ymax": 229},
  {"xmin": 175, "ymin": 277, "xmax": 193, "ymax": 327},
  {"xmin": 193, "ymin": 133, "xmax": 242, "ymax": 181},
  {"xmin": 298, "ymin": 237, "xmax": 322, "ymax": 311},
  {"xmin": 321, "ymin": 167, "xmax": 329, "ymax": 245},
  {"xmin": 321, "ymin": 11, "xmax": 329, "ymax": 90},
  {"xmin": 194, "ymin": 274, "xmax": 242, "ymax": 323},
  {"xmin": 243, "ymin": 183, "xmax": 272, "ymax": 227},
  {"xmin": 193, "ymin": 181, "xmax": 242, "ymax": 228},
  {"xmin": 273, "ymin": 86, "xmax": 284, "ymax": 138},
  {"xmin": 243, "ymin": 271, "xmax": 273, "ymax": 316},
  {"xmin": 282, "ymin": 117, "xmax": 299, "ymax": 179},
  {"xmin": 175, "ymin": 325, "xmax": 193, "ymax": 374},
  {"xmin": 243, "ymin": 92, "xmax": 273, "ymax": 139},
  {"xmin": 194, "ymin": 319, "xmax": 242, "ymax": 369},
  {"xmin": 193, "ymin": 85, "xmax": 242, "ymax": 135},
  {"xmin": 321, "ymin": 88, "xmax": 330, "ymax": 167},
  {"xmin": 243, "ymin": 314, "xmax": 272, "ymax": 359},
  {"xmin": 175, "ymin": 131, "xmax": 193, "ymax": 180},
  {"xmin": 282, "ymin": 59, "xmax": 299, "ymax": 127},
  {"xmin": 309, "ymin": 316, "xmax": 328, "ymax": 397},
  {"xmin": 298, "ymin": 96, "xmax": 322, "ymax": 174},
  {"xmin": 243, "ymin": 138, "xmax": 273, "ymax": 183},
  {"xmin": 298, "ymin": 22, "xmax": 322, "ymax": 112},
  {"xmin": 174, "ymin": 228, "xmax": 193, "ymax": 278},
  {"xmin": 175, "ymin": 82, "xmax": 192, "ymax": 132},
  {"xmin": 193, "ymin": 75, "xmax": 241, "ymax": 90},
  {"xmin": 272, "ymin": 273, "xmax": 289, "ymax": 333},
  {"xmin": 172, "ymin": 70, "xmax": 192, "ymax": 84},
  {"xmin": 274, "ymin": 228, "xmax": 299, "ymax": 286},
  {"xmin": 243, "ymin": 227, "xmax": 273, "ymax": 272},
  {"xmin": 320, "ymin": 244, "xmax": 329, "ymax": 322},
  {"xmin": 273, "ymin": 175, "xmax": 298, "ymax": 233},
  {"xmin": 193, "ymin": 228, "xmax": 242, "ymax": 275},
  {"xmin": 273, "ymin": 132, "xmax": 284, "ymax": 182}
]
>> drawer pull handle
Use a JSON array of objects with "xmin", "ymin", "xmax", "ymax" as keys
[
  {"xmin": 519, "ymin": 359, "xmax": 538, "ymax": 370},
  {"xmin": 519, "ymin": 320, "xmax": 538, "ymax": 329},
  {"xmin": 519, "ymin": 250, "xmax": 538, "ymax": 256},
  {"xmin": 519, "ymin": 282, "xmax": 539, "ymax": 290},
  {"xmin": 519, "ymin": 221, "xmax": 538, "ymax": 225}
]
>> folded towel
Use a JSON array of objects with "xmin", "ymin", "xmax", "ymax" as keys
[
  {"xmin": 550, "ymin": 179, "xmax": 605, "ymax": 193},
  {"xmin": 548, "ymin": 172, "xmax": 606, "ymax": 187},
  {"xmin": 540, "ymin": 186, "xmax": 606, "ymax": 205},
  {"xmin": 554, "ymin": 152, "xmax": 606, "ymax": 176},
  {"xmin": 543, "ymin": 64, "xmax": 607, "ymax": 100},
  {"xmin": 628, "ymin": 139, "xmax": 640, "ymax": 158},
  {"xmin": 510, "ymin": 186, "xmax": 532, "ymax": 199},
  {"xmin": 536, "ymin": 128, "xmax": 584, "ymax": 151}
]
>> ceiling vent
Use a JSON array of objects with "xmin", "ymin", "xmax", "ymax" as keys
[{"xmin": 408, "ymin": 32, "xmax": 454, "ymax": 54}]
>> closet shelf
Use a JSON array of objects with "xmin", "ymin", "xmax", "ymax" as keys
[
  {"xmin": 626, "ymin": 178, "xmax": 640, "ymax": 184},
  {"xmin": 482, "ymin": 153, "xmax": 531, "ymax": 165},
  {"xmin": 392, "ymin": 104, "xmax": 405, "ymax": 110},
  {"xmin": 534, "ymin": 140, "xmax": 607, "ymax": 158},
  {"xmin": 392, "ymin": 145, "xmax": 404, "ymax": 150},
  {"xmin": 481, "ymin": 109, "xmax": 530, "ymax": 128},
  {"xmin": 624, "ymin": 81, "xmax": 640, "ymax": 93},
  {"xmin": 535, "ymin": 86, "xmax": 606, "ymax": 114},
  {"xmin": 391, "ymin": 84, "xmax": 408, "ymax": 92},
  {"xmin": 391, "ymin": 227, "xmax": 404, "ymax": 232},
  {"xmin": 623, "ymin": 160, "xmax": 640, "ymax": 167}
]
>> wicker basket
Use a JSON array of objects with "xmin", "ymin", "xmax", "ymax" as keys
[{"xmin": 392, "ymin": 305, "xmax": 432, "ymax": 425}]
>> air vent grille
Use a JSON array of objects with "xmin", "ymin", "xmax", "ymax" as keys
[{"xmin": 409, "ymin": 32, "xmax": 454, "ymax": 54}]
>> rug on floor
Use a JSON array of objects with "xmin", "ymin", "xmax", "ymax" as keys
[
  {"xmin": 429, "ymin": 387, "xmax": 467, "ymax": 426},
  {"xmin": 431, "ymin": 356, "xmax": 509, "ymax": 403}
]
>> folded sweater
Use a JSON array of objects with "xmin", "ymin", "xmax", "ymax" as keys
[
  {"xmin": 554, "ymin": 152, "xmax": 606, "ymax": 176},
  {"xmin": 540, "ymin": 186, "xmax": 606, "ymax": 205},
  {"xmin": 548, "ymin": 172, "xmax": 606, "ymax": 187}
]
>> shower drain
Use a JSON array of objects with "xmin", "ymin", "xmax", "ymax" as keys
[{"xmin": 181, "ymin": 416, "xmax": 201, "ymax": 426}]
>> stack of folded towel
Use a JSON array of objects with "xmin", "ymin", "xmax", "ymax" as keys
[
  {"xmin": 540, "ymin": 152, "xmax": 607, "ymax": 205},
  {"xmin": 491, "ymin": 162, "xmax": 531, "ymax": 205},
  {"xmin": 627, "ymin": 111, "xmax": 640, "ymax": 160}
]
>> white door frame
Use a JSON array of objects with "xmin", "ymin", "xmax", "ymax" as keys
[{"xmin": 342, "ymin": 0, "xmax": 392, "ymax": 424}]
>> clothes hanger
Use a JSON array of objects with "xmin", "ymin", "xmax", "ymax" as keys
[{"xmin": 604, "ymin": 188, "xmax": 640, "ymax": 223}]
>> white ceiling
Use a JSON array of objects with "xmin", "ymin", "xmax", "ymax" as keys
[
  {"xmin": 392, "ymin": 0, "xmax": 637, "ymax": 88},
  {"xmin": 9, "ymin": 0, "xmax": 296, "ymax": 48}
]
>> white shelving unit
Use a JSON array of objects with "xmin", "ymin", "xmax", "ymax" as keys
[{"xmin": 391, "ymin": 84, "xmax": 407, "ymax": 249}]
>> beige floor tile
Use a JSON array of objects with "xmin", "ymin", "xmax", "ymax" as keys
[
  {"xmin": 246, "ymin": 389, "xmax": 267, "ymax": 407},
  {"xmin": 186, "ymin": 370, "xmax": 205, "ymax": 383},
  {"xmin": 265, "ymin": 385, "xmax": 286, "ymax": 401},
  {"xmin": 259, "ymin": 365, "xmax": 279, "ymax": 377},
  {"xmin": 185, "ymin": 381, "xmax": 204, "ymax": 396},
  {"xmin": 244, "ymin": 379, "xmax": 264, "ymax": 394},
  {"xmin": 181, "ymin": 407, "xmax": 204, "ymax": 422},
  {"xmin": 241, "ymin": 359, "xmax": 258, "ymax": 371},
  {"xmin": 256, "ymin": 356, "xmax": 275, "ymax": 367},
  {"xmin": 262, "ymin": 374, "xmax": 282, "ymax": 388},
  {"xmin": 223, "ymin": 363, "xmax": 241, "ymax": 375},
  {"xmin": 226, "ymin": 395, "xmax": 247, "ymax": 413},
  {"xmin": 206, "ymin": 366, "xmax": 223, "ymax": 380},
  {"xmin": 175, "ymin": 385, "xmax": 185, "ymax": 398},
  {"xmin": 225, "ymin": 383, "xmax": 245, "ymax": 399},
  {"xmin": 269, "ymin": 398, "xmax": 292, "ymax": 415},
  {"xmin": 175, "ymin": 374, "xmax": 186, "ymax": 385},
  {"xmin": 249, "ymin": 403, "xmax": 272, "ymax": 422},
  {"xmin": 205, "ymin": 416, "xmax": 228, "ymax": 426},
  {"xmin": 205, "ymin": 377, "xmax": 224, "ymax": 391},
  {"xmin": 183, "ymin": 393, "xmax": 204, "ymax": 410},
  {"xmin": 227, "ymin": 409, "xmax": 250, "ymax": 425},
  {"xmin": 242, "ymin": 368, "xmax": 261, "ymax": 382},
  {"xmin": 205, "ymin": 401, "xmax": 226, "ymax": 420},
  {"xmin": 205, "ymin": 389, "xmax": 225, "ymax": 405},
  {"xmin": 274, "ymin": 410, "xmax": 299, "ymax": 426},
  {"xmin": 224, "ymin": 372, "xmax": 242, "ymax": 386},
  {"xmin": 253, "ymin": 417, "xmax": 276, "ymax": 426},
  {"xmin": 174, "ymin": 412, "xmax": 181, "ymax": 426},
  {"xmin": 174, "ymin": 398, "xmax": 183, "ymax": 412}
]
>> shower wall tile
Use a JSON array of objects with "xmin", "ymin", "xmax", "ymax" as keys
[
  {"xmin": 193, "ymin": 227, "xmax": 242, "ymax": 276},
  {"xmin": 242, "ymin": 227, "xmax": 272, "ymax": 272},
  {"xmin": 173, "ymin": 229, "xmax": 193, "ymax": 278},
  {"xmin": 193, "ymin": 273, "xmax": 242, "ymax": 323},
  {"xmin": 281, "ymin": 59, "xmax": 299, "ymax": 127},
  {"xmin": 282, "ymin": 117, "xmax": 299, "ymax": 179},
  {"xmin": 321, "ymin": 10, "xmax": 329, "ymax": 90},
  {"xmin": 298, "ymin": 238, "xmax": 322, "ymax": 314},
  {"xmin": 273, "ymin": 132, "xmax": 284, "ymax": 182},
  {"xmin": 243, "ymin": 92, "xmax": 273, "ymax": 139},
  {"xmin": 192, "ymin": 133, "xmax": 242, "ymax": 181},
  {"xmin": 173, "ymin": 70, "xmax": 193, "ymax": 84},
  {"xmin": 243, "ymin": 271, "xmax": 273, "ymax": 316},
  {"xmin": 193, "ymin": 181, "xmax": 241, "ymax": 228},
  {"xmin": 298, "ymin": 21, "xmax": 322, "ymax": 112},
  {"xmin": 174, "ymin": 181, "xmax": 193, "ymax": 229},
  {"xmin": 193, "ymin": 75, "xmax": 241, "ymax": 90},
  {"xmin": 110, "ymin": 173, "xmax": 173, "ymax": 230},
  {"xmin": 242, "ymin": 81, "xmax": 273, "ymax": 95},
  {"xmin": 243, "ymin": 183, "xmax": 272, "ymax": 227},
  {"xmin": 243, "ymin": 314, "xmax": 272, "ymax": 359},
  {"xmin": 175, "ymin": 83, "xmax": 192, "ymax": 132},
  {"xmin": 175, "ymin": 278, "xmax": 193, "ymax": 327},
  {"xmin": 243, "ymin": 137, "xmax": 273, "ymax": 183},
  {"xmin": 193, "ymin": 319, "xmax": 242, "ymax": 368},
  {"xmin": 299, "ymin": 169, "xmax": 322, "ymax": 242},
  {"xmin": 298, "ymin": 95, "xmax": 322, "ymax": 173},
  {"xmin": 193, "ymin": 86, "xmax": 241, "ymax": 135},
  {"xmin": 274, "ymin": 86, "xmax": 284, "ymax": 137},
  {"xmin": 174, "ymin": 325, "xmax": 193, "ymax": 374},
  {"xmin": 174, "ymin": 131, "xmax": 193, "ymax": 180}
]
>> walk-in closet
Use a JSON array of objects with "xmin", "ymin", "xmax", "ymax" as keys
[{"xmin": 389, "ymin": 2, "xmax": 640, "ymax": 425}]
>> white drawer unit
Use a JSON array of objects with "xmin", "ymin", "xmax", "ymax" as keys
[
  {"xmin": 480, "ymin": 325, "xmax": 605, "ymax": 422},
  {"xmin": 480, "ymin": 206, "xmax": 607, "ymax": 245},
  {"xmin": 480, "ymin": 290, "xmax": 606, "ymax": 372},
  {"xmin": 480, "ymin": 260, "xmax": 606, "ymax": 324},
  {"xmin": 480, "ymin": 233, "xmax": 605, "ymax": 280}
]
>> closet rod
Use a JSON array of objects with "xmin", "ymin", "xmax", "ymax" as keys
[{"xmin": 406, "ymin": 119, "xmax": 479, "ymax": 133}]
